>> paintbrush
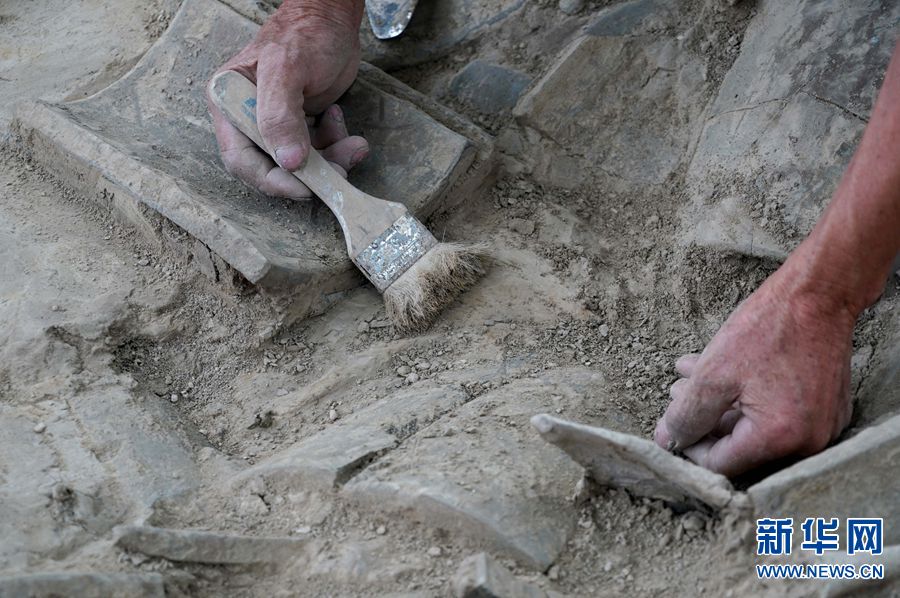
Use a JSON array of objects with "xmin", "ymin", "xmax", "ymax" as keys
[{"xmin": 209, "ymin": 70, "xmax": 487, "ymax": 333}]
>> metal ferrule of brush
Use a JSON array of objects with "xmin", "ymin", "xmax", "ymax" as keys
[{"xmin": 354, "ymin": 214, "xmax": 438, "ymax": 292}]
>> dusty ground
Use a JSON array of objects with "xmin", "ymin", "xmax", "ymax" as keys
[{"xmin": 1, "ymin": 0, "xmax": 898, "ymax": 597}]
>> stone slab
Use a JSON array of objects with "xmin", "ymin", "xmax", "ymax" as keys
[
  {"xmin": 69, "ymin": 379, "xmax": 207, "ymax": 512},
  {"xmin": 532, "ymin": 414, "xmax": 736, "ymax": 511},
  {"xmin": 821, "ymin": 544, "xmax": 900, "ymax": 597},
  {"xmin": 681, "ymin": 0, "xmax": 900, "ymax": 259},
  {"xmin": 235, "ymin": 384, "xmax": 468, "ymax": 491},
  {"xmin": 748, "ymin": 412, "xmax": 900, "ymax": 550},
  {"xmin": 342, "ymin": 368, "xmax": 639, "ymax": 570},
  {"xmin": 116, "ymin": 525, "xmax": 308, "ymax": 564},
  {"xmin": 453, "ymin": 553, "xmax": 548, "ymax": 598},
  {"xmin": 448, "ymin": 60, "xmax": 532, "ymax": 116},
  {"xmin": 514, "ymin": 30, "xmax": 708, "ymax": 188},
  {"xmin": 0, "ymin": 572, "xmax": 165, "ymax": 598},
  {"xmin": 13, "ymin": 0, "xmax": 488, "ymax": 294}
]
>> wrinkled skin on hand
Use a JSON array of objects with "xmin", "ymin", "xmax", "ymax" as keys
[
  {"xmin": 207, "ymin": 5, "xmax": 368, "ymax": 199},
  {"xmin": 654, "ymin": 266, "xmax": 856, "ymax": 478}
]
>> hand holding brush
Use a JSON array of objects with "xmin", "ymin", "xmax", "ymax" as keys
[{"xmin": 208, "ymin": 70, "xmax": 488, "ymax": 333}]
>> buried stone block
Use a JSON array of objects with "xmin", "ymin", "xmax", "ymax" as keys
[
  {"xmin": 681, "ymin": 0, "xmax": 900, "ymax": 260},
  {"xmin": 233, "ymin": 384, "xmax": 468, "ymax": 491},
  {"xmin": 531, "ymin": 414, "xmax": 737, "ymax": 511},
  {"xmin": 13, "ymin": 0, "xmax": 490, "ymax": 304},
  {"xmin": 748, "ymin": 412, "xmax": 900, "ymax": 550},
  {"xmin": 513, "ymin": 27, "xmax": 708, "ymax": 188},
  {"xmin": 342, "ymin": 369, "xmax": 638, "ymax": 570},
  {"xmin": 0, "ymin": 572, "xmax": 166, "ymax": 598},
  {"xmin": 448, "ymin": 60, "xmax": 532, "ymax": 117},
  {"xmin": 453, "ymin": 553, "xmax": 548, "ymax": 598},
  {"xmin": 115, "ymin": 525, "xmax": 308, "ymax": 565}
]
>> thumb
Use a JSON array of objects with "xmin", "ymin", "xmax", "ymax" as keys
[{"xmin": 255, "ymin": 44, "xmax": 311, "ymax": 171}]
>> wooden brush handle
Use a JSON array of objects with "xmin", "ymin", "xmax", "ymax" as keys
[{"xmin": 208, "ymin": 70, "xmax": 407, "ymax": 256}]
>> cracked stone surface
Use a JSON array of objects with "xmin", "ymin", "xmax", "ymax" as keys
[
  {"xmin": 342, "ymin": 369, "xmax": 639, "ymax": 570},
  {"xmin": 235, "ymin": 384, "xmax": 468, "ymax": 491},
  {"xmin": 13, "ymin": 0, "xmax": 487, "ymax": 295},
  {"xmin": 513, "ymin": 7, "xmax": 705, "ymax": 188},
  {"xmin": 532, "ymin": 414, "xmax": 736, "ymax": 511},
  {"xmin": 681, "ymin": 0, "xmax": 900, "ymax": 260}
]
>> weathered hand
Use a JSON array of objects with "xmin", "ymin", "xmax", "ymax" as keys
[
  {"xmin": 653, "ymin": 264, "xmax": 857, "ymax": 477},
  {"xmin": 207, "ymin": 1, "xmax": 367, "ymax": 199}
]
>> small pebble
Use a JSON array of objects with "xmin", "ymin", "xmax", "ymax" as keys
[
  {"xmin": 328, "ymin": 408, "xmax": 339, "ymax": 422},
  {"xmin": 170, "ymin": 393, "xmax": 179, "ymax": 403},
  {"xmin": 357, "ymin": 321, "xmax": 370, "ymax": 333},
  {"xmin": 376, "ymin": 525, "xmax": 387, "ymax": 535},
  {"xmin": 33, "ymin": 422, "xmax": 46, "ymax": 434},
  {"xmin": 427, "ymin": 546, "xmax": 442, "ymax": 557},
  {"xmin": 548, "ymin": 565, "xmax": 560, "ymax": 580},
  {"xmin": 397, "ymin": 365, "xmax": 412, "ymax": 376},
  {"xmin": 558, "ymin": 0, "xmax": 584, "ymax": 14},
  {"xmin": 682, "ymin": 513, "xmax": 705, "ymax": 532},
  {"xmin": 406, "ymin": 372, "xmax": 420, "ymax": 384},
  {"xmin": 509, "ymin": 218, "xmax": 536, "ymax": 236}
]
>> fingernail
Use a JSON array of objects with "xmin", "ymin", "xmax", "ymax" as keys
[
  {"xmin": 350, "ymin": 147, "xmax": 368, "ymax": 167},
  {"xmin": 329, "ymin": 105, "xmax": 344, "ymax": 123},
  {"xmin": 666, "ymin": 440, "xmax": 677, "ymax": 452},
  {"xmin": 274, "ymin": 144, "xmax": 305, "ymax": 170}
]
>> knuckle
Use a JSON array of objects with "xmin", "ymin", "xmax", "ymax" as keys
[
  {"xmin": 219, "ymin": 150, "xmax": 243, "ymax": 176},
  {"xmin": 664, "ymin": 407, "xmax": 695, "ymax": 442},
  {"xmin": 257, "ymin": 110, "xmax": 300, "ymax": 136}
]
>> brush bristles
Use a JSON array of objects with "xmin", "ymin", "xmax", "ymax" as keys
[{"xmin": 384, "ymin": 242, "xmax": 489, "ymax": 333}]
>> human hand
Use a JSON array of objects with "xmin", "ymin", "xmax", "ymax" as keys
[
  {"xmin": 207, "ymin": 1, "xmax": 368, "ymax": 199},
  {"xmin": 653, "ymin": 262, "xmax": 858, "ymax": 477}
]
